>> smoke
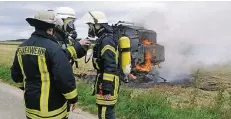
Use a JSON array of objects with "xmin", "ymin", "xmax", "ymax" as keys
[{"xmin": 130, "ymin": 2, "xmax": 231, "ymax": 81}]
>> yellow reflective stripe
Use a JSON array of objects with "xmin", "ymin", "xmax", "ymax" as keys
[
  {"xmin": 96, "ymin": 99, "xmax": 117, "ymax": 105},
  {"xmin": 66, "ymin": 112, "xmax": 70, "ymax": 118},
  {"xmin": 67, "ymin": 46, "xmax": 77, "ymax": 59},
  {"xmin": 96, "ymin": 94, "xmax": 117, "ymax": 100},
  {"xmin": 69, "ymin": 40, "xmax": 73, "ymax": 45},
  {"xmin": 103, "ymin": 73, "xmax": 118, "ymax": 82},
  {"xmin": 26, "ymin": 108, "xmax": 67, "ymax": 119},
  {"xmin": 67, "ymin": 46, "xmax": 74, "ymax": 57},
  {"xmin": 116, "ymin": 46, "xmax": 119, "ymax": 64},
  {"xmin": 25, "ymin": 102, "xmax": 67, "ymax": 117},
  {"xmin": 38, "ymin": 56, "xmax": 50, "ymax": 112},
  {"xmin": 101, "ymin": 106, "xmax": 107, "ymax": 119},
  {"xmin": 101, "ymin": 45, "xmax": 116, "ymax": 56},
  {"xmin": 114, "ymin": 76, "xmax": 119, "ymax": 97},
  {"xmin": 17, "ymin": 55, "xmax": 25, "ymax": 87},
  {"xmin": 63, "ymin": 88, "xmax": 77, "ymax": 100},
  {"xmin": 101, "ymin": 45, "xmax": 118, "ymax": 65}
]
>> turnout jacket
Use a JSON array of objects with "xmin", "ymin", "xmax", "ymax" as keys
[
  {"xmin": 92, "ymin": 25, "xmax": 120, "ymax": 106},
  {"xmin": 10, "ymin": 30, "xmax": 77, "ymax": 119}
]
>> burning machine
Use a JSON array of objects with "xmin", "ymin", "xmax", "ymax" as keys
[{"xmin": 113, "ymin": 21, "xmax": 165, "ymax": 82}]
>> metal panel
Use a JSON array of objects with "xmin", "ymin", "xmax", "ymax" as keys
[
  {"xmin": 139, "ymin": 30, "xmax": 157, "ymax": 44},
  {"xmin": 155, "ymin": 44, "xmax": 165, "ymax": 63},
  {"xmin": 131, "ymin": 52, "xmax": 138, "ymax": 67},
  {"xmin": 137, "ymin": 44, "xmax": 145, "ymax": 64},
  {"xmin": 123, "ymin": 27, "xmax": 139, "ymax": 52}
]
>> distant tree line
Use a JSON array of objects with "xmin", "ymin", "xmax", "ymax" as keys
[{"xmin": 2, "ymin": 39, "xmax": 27, "ymax": 42}]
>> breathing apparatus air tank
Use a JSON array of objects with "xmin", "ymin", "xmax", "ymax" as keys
[{"xmin": 119, "ymin": 36, "xmax": 131, "ymax": 82}]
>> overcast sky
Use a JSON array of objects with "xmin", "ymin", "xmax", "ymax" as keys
[
  {"xmin": 0, "ymin": 1, "xmax": 167, "ymax": 40},
  {"xmin": 1, "ymin": 1, "xmax": 231, "ymax": 80},
  {"xmin": 1, "ymin": 1, "xmax": 230, "ymax": 41}
]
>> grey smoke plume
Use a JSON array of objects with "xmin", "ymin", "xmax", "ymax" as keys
[{"xmin": 130, "ymin": 2, "xmax": 231, "ymax": 81}]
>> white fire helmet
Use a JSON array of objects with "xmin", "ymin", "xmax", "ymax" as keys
[
  {"xmin": 82, "ymin": 11, "xmax": 108, "ymax": 24},
  {"xmin": 55, "ymin": 7, "xmax": 76, "ymax": 19},
  {"xmin": 26, "ymin": 10, "xmax": 62, "ymax": 28},
  {"xmin": 55, "ymin": 7, "xmax": 76, "ymax": 32}
]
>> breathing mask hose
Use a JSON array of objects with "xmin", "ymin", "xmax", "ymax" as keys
[
  {"xmin": 83, "ymin": 37, "xmax": 93, "ymax": 63},
  {"xmin": 85, "ymin": 50, "xmax": 93, "ymax": 63}
]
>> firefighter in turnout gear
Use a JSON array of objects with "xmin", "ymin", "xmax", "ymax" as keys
[
  {"xmin": 83, "ymin": 11, "xmax": 120, "ymax": 119},
  {"xmin": 54, "ymin": 7, "xmax": 91, "ymax": 67},
  {"xmin": 10, "ymin": 10, "xmax": 78, "ymax": 119},
  {"xmin": 53, "ymin": 7, "xmax": 90, "ymax": 114}
]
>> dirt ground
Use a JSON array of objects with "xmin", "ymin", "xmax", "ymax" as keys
[{"xmin": 0, "ymin": 83, "xmax": 96, "ymax": 119}]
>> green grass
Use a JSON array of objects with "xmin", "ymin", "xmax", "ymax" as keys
[
  {"xmin": 77, "ymin": 79, "xmax": 221, "ymax": 119},
  {"xmin": 0, "ymin": 64, "xmax": 224, "ymax": 119},
  {"xmin": 0, "ymin": 65, "xmax": 15, "ymax": 86},
  {"xmin": 77, "ymin": 82, "xmax": 98, "ymax": 114}
]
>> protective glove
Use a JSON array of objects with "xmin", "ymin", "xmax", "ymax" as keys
[{"xmin": 79, "ymin": 39, "xmax": 91, "ymax": 46}]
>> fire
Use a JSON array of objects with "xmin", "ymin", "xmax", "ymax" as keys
[
  {"xmin": 142, "ymin": 40, "xmax": 152, "ymax": 45},
  {"xmin": 136, "ymin": 40, "xmax": 152, "ymax": 72}
]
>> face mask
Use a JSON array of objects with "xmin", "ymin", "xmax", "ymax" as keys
[
  {"xmin": 64, "ymin": 18, "xmax": 76, "ymax": 33},
  {"xmin": 88, "ymin": 24, "xmax": 96, "ymax": 38}
]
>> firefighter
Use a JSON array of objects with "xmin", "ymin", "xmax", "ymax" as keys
[
  {"xmin": 10, "ymin": 10, "xmax": 77, "ymax": 119},
  {"xmin": 54, "ymin": 7, "xmax": 90, "ymax": 61},
  {"xmin": 83, "ymin": 11, "xmax": 120, "ymax": 119},
  {"xmin": 53, "ymin": 7, "xmax": 91, "ymax": 114}
]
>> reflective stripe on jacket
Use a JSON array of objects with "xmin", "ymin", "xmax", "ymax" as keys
[
  {"xmin": 92, "ymin": 29, "xmax": 120, "ymax": 105},
  {"xmin": 10, "ymin": 30, "xmax": 78, "ymax": 118}
]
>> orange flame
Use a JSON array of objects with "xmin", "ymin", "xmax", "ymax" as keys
[
  {"xmin": 136, "ymin": 40, "xmax": 152, "ymax": 72},
  {"xmin": 142, "ymin": 40, "xmax": 152, "ymax": 45}
]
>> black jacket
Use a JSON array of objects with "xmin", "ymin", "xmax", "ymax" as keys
[
  {"xmin": 11, "ymin": 30, "xmax": 77, "ymax": 119},
  {"xmin": 92, "ymin": 24, "xmax": 120, "ymax": 105}
]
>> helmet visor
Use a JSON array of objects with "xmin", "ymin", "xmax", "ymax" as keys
[{"xmin": 64, "ymin": 18, "xmax": 76, "ymax": 33}]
